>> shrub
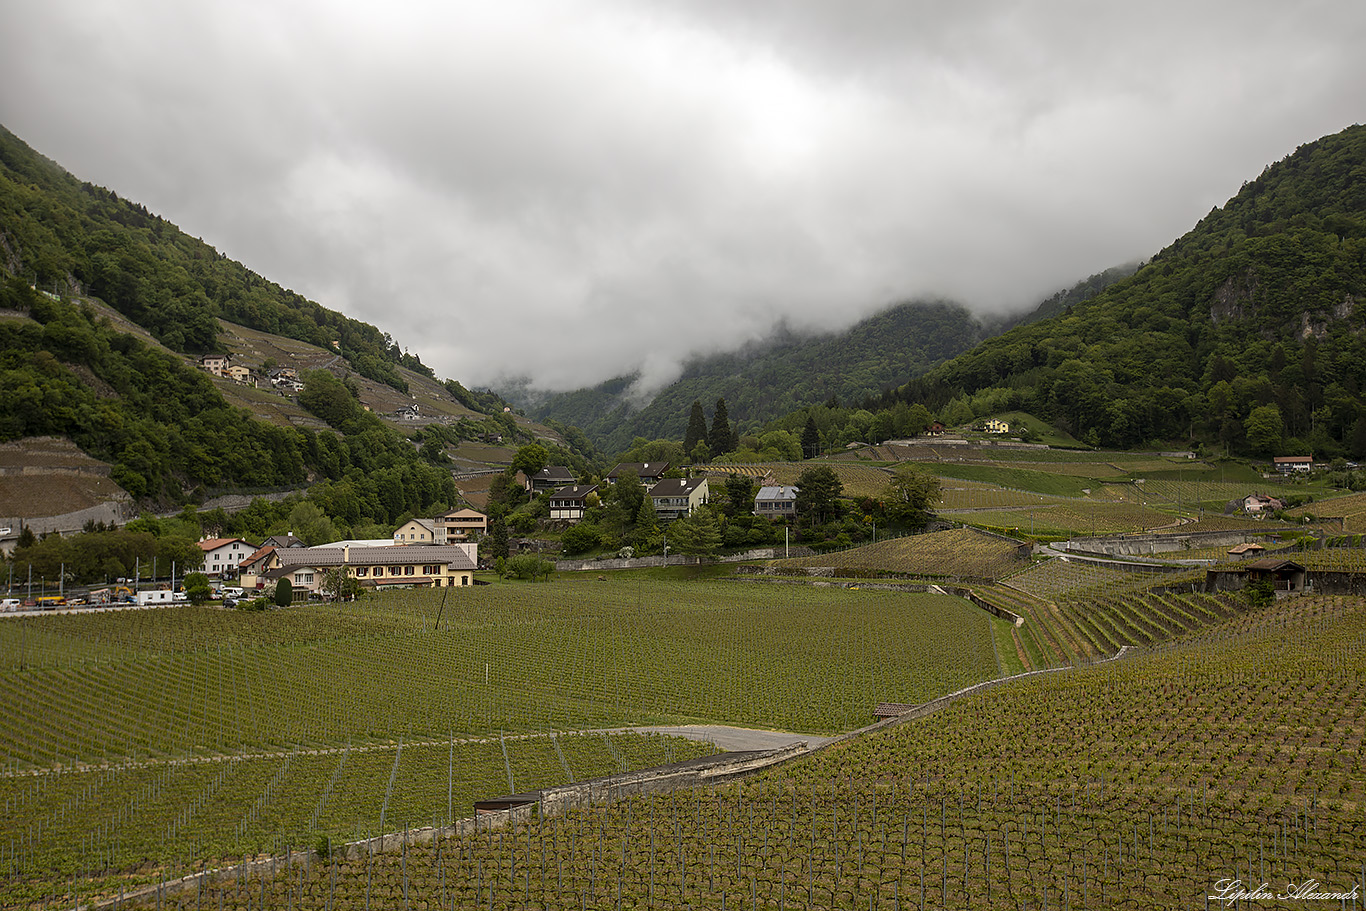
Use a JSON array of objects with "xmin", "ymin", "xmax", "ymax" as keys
[{"xmin": 274, "ymin": 578, "xmax": 293, "ymax": 607}]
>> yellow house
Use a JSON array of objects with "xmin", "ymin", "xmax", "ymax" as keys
[
  {"xmin": 983, "ymin": 419, "xmax": 1010, "ymax": 434},
  {"xmin": 393, "ymin": 518, "xmax": 439, "ymax": 544},
  {"xmin": 270, "ymin": 544, "xmax": 477, "ymax": 594}
]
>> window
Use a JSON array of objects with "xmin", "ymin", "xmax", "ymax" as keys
[
  {"xmin": 356, "ymin": 567, "xmax": 368, "ymax": 577},
  {"xmin": 461, "ymin": 575, "xmax": 469, "ymax": 586},
  {"xmin": 373, "ymin": 567, "xmax": 383, "ymax": 577},
  {"xmin": 405, "ymin": 566, "xmax": 415, "ymax": 576}
]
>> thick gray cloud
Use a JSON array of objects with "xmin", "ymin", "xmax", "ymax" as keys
[{"xmin": 2, "ymin": 1, "xmax": 1363, "ymax": 394}]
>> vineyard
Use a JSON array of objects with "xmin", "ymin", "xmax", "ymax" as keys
[
  {"xmin": 772, "ymin": 527, "xmax": 1026, "ymax": 581},
  {"xmin": 0, "ymin": 581, "xmax": 1007, "ymax": 905},
  {"xmin": 116, "ymin": 595, "xmax": 1366, "ymax": 910}
]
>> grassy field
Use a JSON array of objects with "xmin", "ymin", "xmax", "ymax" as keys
[
  {"xmin": 0, "ymin": 580, "xmax": 1004, "ymax": 906},
  {"xmin": 121, "ymin": 594, "xmax": 1366, "ymax": 910}
]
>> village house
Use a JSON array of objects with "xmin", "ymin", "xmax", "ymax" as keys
[
  {"xmin": 925, "ymin": 421, "xmax": 946, "ymax": 435},
  {"xmin": 267, "ymin": 543, "xmax": 477, "ymax": 596},
  {"xmin": 435, "ymin": 508, "xmax": 487, "ymax": 542},
  {"xmin": 605, "ymin": 462, "xmax": 670, "ymax": 486},
  {"xmin": 524, "ymin": 466, "xmax": 576, "ymax": 493},
  {"xmin": 393, "ymin": 518, "xmax": 438, "ymax": 544},
  {"xmin": 549, "ymin": 485, "xmax": 598, "ymax": 523},
  {"xmin": 981, "ymin": 419, "xmax": 1010, "ymax": 434},
  {"xmin": 650, "ymin": 477, "xmax": 710, "ymax": 522},
  {"xmin": 1242, "ymin": 493, "xmax": 1284, "ymax": 515},
  {"xmin": 753, "ymin": 485, "xmax": 798, "ymax": 518},
  {"xmin": 199, "ymin": 354, "xmax": 229, "ymax": 377},
  {"xmin": 1274, "ymin": 455, "xmax": 1313, "ymax": 474},
  {"xmin": 225, "ymin": 364, "xmax": 253, "ymax": 384},
  {"xmin": 196, "ymin": 537, "xmax": 256, "ymax": 578}
]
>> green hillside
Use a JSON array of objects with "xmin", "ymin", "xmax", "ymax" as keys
[
  {"xmin": 0, "ymin": 124, "xmax": 538, "ymax": 521},
  {"xmin": 899, "ymin": 123, "xmax": 1366, "ymax": 455}
]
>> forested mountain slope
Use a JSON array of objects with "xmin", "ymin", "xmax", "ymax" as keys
[
  {"xmin": 894, "ymin": 123, "xmax": 1366, "ymax": 456},
  {"xmin": 519, "ymin": 300, "xmax": 988, "ymax": 455},
  {"xmin": 0, "ymin": 124, "xmax": 535, "ymax": 522}
]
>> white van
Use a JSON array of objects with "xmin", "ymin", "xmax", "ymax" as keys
[{"xmin": 0, "ymin": 598, "xmax": 20, "ymax": 611}]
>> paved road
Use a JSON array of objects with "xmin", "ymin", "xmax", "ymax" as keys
[{"xmin": 630, "ymin": 725, "xmax": 834, "ymax": 752}]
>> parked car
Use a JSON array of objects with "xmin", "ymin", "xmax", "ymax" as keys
[{"xmin": 0, "ymin": 598, "xmax": 20, "ymax": 611}]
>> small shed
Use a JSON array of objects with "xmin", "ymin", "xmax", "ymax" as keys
[
  {"xmin": 1227, "ymin": 542, "xmax": 1266, "ymax": 559},
  {"xmin": 1245, "ymin": 558, "xmax": 1307, "ymax": 593}
]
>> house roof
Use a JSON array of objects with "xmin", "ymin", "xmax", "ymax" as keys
[
  {"xmin": 1273, "ymin": 456, "xmax": 1313, "ymax": 463},
  {"xmin": 440, "ymin": 508, "xmax": 487, "ymax": 519},
  {"xmin": 1227, "ymin": 543, "xmax": 1266, "ymax": 554},
  {"xmin": 197, "ymin": 537, "xmax": 252, "ymax": 553},
  {"xmin": 240, "ymin": 544, "xmax": 277, "ymax": 569},
  {"xmin": 397, "ymin": 518, "xmax": 437, "ymax": 534},
  {"xmin": 549, "ymin": 484, "xmax": 598, "ymax": 501},
  {"xmin": 263, "ymin": 534, "xmax": 306, "ymax": 549},
  {"xmin": 1244, "ymin": 558, "xmax": 1305, "ymax": 572},
  {"xmin": 529, "ymin": 466, "xmax": 575, "ymax": 483},
  {"xmin": 650, "ymin": 478, "xmax": 707, "ymax": 499},
  {"xmin": 607, "ymin": 462, "xmax": 670, "ymax": 480},
  {"xmin": 754, "ymin": 485, "xmax": 799, "ymax": 502},
  {"xmin": 276, "ymin": 545, "xmax": 476, "ymax": 570}
]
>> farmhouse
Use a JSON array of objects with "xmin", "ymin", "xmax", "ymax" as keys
[
  {"xmin": 549, "ymin": 485, "xmax": 598, "ymax": 523},
  {"xmin": 753, "ymin": 485, "xmax": 798, "ymax": 518},
  {"xmin": 1274, "ymin": 455, "xmax": 1313, "ymax": 473},
  {"xmin": 981, "ymin": 419, "xmax": 1010, "ymax": 434},
  {"xmin": 225, "ymin": 364, "xmax": 252, "ymax": 384},
  {"xmin": 650, "ymin": 477, "xmax": 710, "ymax": 522},
  {"xmin": 269, "ymin": 544, "xmax": 478, "ymax": 594},
  {"xmin": 196, "ymin": 537, "xmax": 256, "ymax": 578},
  {"xmin": 1242, "ymin": 493, "xmax": 1284, "ymax": 515}
]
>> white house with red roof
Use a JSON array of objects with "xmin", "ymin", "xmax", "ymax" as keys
[{"xmin": 197, "ymin": 537, "xmax": 257, "ymax": 578}]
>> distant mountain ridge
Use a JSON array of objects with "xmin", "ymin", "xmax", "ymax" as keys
[{"xmin": 510, "ymin": 300, "xmax": 990, "ymax": 454}]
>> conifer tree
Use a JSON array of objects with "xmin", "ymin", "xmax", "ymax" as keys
[
  {"xmin": 708, "ymin": 398, "xmax": 735, "ymax": 455},
  {"xmin": 683, "ymin": 400, "xmax": 709, "ymax": 453}
]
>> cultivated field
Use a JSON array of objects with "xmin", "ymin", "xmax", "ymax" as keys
[
  {"xmin": 0, "ymin": 580, "xmax": 1005, "ymax": 905},
  {"xmin": 121, "ymin": 594, "xmax": 1366, "ymax": 910},
  {"xmin": 772, "ymin": 527, "xmax": 1026, "ymax": 581}
]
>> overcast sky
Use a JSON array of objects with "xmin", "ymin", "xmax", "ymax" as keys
[{"xmin": 3, "ymin": 2, "xmax": 1364, "ymax": 395}]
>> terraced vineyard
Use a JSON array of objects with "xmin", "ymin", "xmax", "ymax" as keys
[
  {"xmin": 133, "ymin": 595, "xmax": 1366, "ymax": 910},
  {"xmin": 772, "ymin": 527, "xmax": 1026, "ymax": 581},
  {"xmin": 1287, "ymin": 489, "xmax": 1366, "ymax": 531},
  {"xmin": 0, "ymin": 581, "xmax": 1005, "ymax": 905},
  {"xmin": 939, "ymin": 499, "xmax": 1178, "ymax": 537}
]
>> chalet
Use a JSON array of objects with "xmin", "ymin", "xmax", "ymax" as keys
[
  {"xmin": 199, "ymin": 354, "xmax": 229, "ymax": 377},
  {"xmin": 268, "ymin": 543, "xmax": 477, "ymax": 595},
  {"xmin": 754, "ymin": 485, "xmax": 798, "ymax": 517},
  {"xmin": 925, "ymin": 421, "xmax": 946, "ymax": 435},
  {"xmin": 397, "ymin": 404, "xmax": 421, "ymax": 421},
  {"xmin": 267, "ymin": 366, "xmax": 299, "ymax": 383},
  {"xmin": 436, "ymin": 508, "xmax": 487, "ymax": 542},
  {"xmin": 1227, "ymin": 542, "xmax": 1266, "ymax": 559},
  {"xmin": 650, "ymin": 477, "xmax": 710, "ymax": 522},
  {"xmin": 981, "ymin": 419, "xmax": 1010, "ymax": 434},
  {"xmin": 525, "ymin": 466, "xmax": 576, "ymax": 493},
  {"xmin": 225, "ymin": 365, "xmax": 252, "ymax": 384},
  {"xmin": 393, "ymin": 518, "xmax": 439, "ymax": 544},
  {"xmin": 1274, "ymin": 455, "xmax": 1313, "ymax": 474},
  {"xmin": 606, "ymin": 462, "xmax": 670, "ymax": 486},
  {"xmin": 549, "ymin": 485, "xmax": 598, "ymax": 523},
  {"xmin": 197, "ymin": 537, "xmax": 256, "ymax": 578}
]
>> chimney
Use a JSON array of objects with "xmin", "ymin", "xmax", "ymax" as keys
[{"xmin": 343, "ymin": 545, "xmax": 350, "ymax": 564}]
